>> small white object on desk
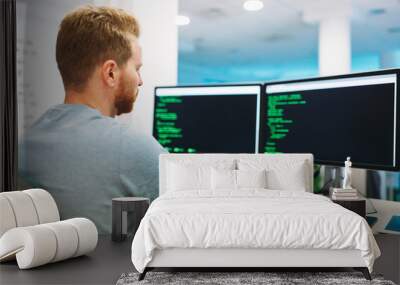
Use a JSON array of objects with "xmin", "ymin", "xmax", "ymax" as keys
[
  {"xmin": 330, "ymin": 157, "xmax": 359, "ymax": 200},
  {"xmin": 343, "ymin": 156, "xmax": 352, "ymax": 189}
]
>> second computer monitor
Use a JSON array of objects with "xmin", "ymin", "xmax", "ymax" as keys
[
  {"xmin": 260, "ymin": 69, "xmax": 399, "ymax": 171},
  {"xmin": 153, "ymin": 84, "xmax": 261, "ymax": 153}
]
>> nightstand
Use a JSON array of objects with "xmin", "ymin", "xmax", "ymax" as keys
[
  {"xmin": 112, "ymin": 197, "xmax": 150, "ymax": 242},
  {"xmin": 331, "ymin": 198, "xmax": 366, "ymax": 219}
]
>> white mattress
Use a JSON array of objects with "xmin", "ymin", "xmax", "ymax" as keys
[{"xmin": 131, "ymin": 190, "xmax": 380, "ymax": 273}]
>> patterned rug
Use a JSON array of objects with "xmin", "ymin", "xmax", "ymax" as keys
[{"xmin": 116, "ymin": 271, "xmax": 396, "ymax": 285}]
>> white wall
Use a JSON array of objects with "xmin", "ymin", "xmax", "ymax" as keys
[
  {"xmin": 318, "ymin": 17, "xmax": 351, "ymax": 76},
  {"xmin": 16, "ymin": 0, "xmax": 27, "ymax": 141},
  {"xmin": 17, "ymin": 0, "xmax": 88, "ymax": 139},
  {"xmin": 112, "ymin": 0, "xmax": 178, "ymax": 135}
]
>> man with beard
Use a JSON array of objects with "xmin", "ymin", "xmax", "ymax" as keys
[{"xmin": 18, "ymin": 6, "xmax": 166, "ymax": 234}]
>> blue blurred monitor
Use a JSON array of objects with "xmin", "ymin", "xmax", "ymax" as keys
[
  {"xmin": 367, "ymin": 170, "xmax": 400, "ymax": 202},
  {"xmin": 385, "ymin": 215, "xmax": 400, "ymax": 232}
]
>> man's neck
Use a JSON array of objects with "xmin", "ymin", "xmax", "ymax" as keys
[{"xmin": 64, "ymin": 89, "xmax": 116, "ymax": 117}]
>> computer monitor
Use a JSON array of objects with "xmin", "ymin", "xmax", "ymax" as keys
[
  {"xmin": 260, "ymin": 69, "xmax": 400, "ymax": 171},
  {"xmin": 153, "ymin": 84, "xmax": 261, "ymax": 153}
]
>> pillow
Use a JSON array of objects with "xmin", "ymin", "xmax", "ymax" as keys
[
  {"xmin": 167, "ymin": 163, "xmax": 211, "ymax": 191},
  {"xmin": 237, "ymin": 158, "xmax": 309, "ymax": 191},
  {"xmin": 211, "ymin": 168, "xmax": 236, "ymax": 190},
  {"xmin": 266, "ymin": 166, "xmax": 307, "ymax": 191},
  {"xmin": 236, "ymin": 169, "xmax": 267, "ymax": 189},
  {"xmin": 166, "ymin": 159, "xmax": 236, "ymax": 192},
  {"xmin": 211, "ymin": 169, "xmax": 267, "ymax": 190}
]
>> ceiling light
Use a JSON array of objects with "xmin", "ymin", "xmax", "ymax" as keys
[
  {"xmin": 176, "ymin": 15, "xmax": 190, "ymax": 26},
  {"xmin": 243, "ymin": 0, "xmax": 264, "ymax": 12}
]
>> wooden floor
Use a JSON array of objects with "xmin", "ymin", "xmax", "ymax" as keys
[{"xmin": 0, "ymin": 235, "xmax": 133, "ymax": 285}]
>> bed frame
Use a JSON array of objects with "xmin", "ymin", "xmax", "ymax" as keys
[
  {"xmin": 139, "ymin": 154, "xmax": 371, "ymax": 280},
  {"xmin": 141, "ymin": 248, "xmax": 370, "ymax": 280}
]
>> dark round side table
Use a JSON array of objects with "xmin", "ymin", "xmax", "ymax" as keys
[{"xmin": 112, "ymin": 197, "xmax": 150, "ymax": 242}]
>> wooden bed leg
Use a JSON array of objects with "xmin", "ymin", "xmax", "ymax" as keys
[
  {"xmin": 138, "ymin": 268, "xmax": 148, "ymax": 281},
  {"xmin": 362, "ymin": 267, "xmax": 372, "ymax": 280},
  {"xmin": 354, "ymin": 267, "xmax": 371, "ymax": 280}
]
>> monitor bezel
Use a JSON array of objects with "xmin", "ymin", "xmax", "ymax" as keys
[
  {"xmin": 153, "ymin": 83, "xmax": 263, "ymax": 154},
  {"xmin": 261, "ymin": 68, "xmax": 400, "ymax": 171}
]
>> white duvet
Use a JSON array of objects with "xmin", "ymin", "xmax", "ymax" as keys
[{"xmin": 131, "ymin": 190, "xmax": 380, "ymax": 273}]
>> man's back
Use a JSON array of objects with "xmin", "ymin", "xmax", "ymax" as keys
[{"xmin": 19, "ymin": 104, "xmax": 165, "ymax": 234}]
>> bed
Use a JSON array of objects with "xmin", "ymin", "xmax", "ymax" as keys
[{"xmin": 131, "ymin": 154, "xmax": 380, "ymax": 280}]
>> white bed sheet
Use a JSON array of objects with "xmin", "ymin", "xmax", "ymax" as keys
[{"xmin": 131, "ymin": 190, "xmax": 380, "ymax": 273}]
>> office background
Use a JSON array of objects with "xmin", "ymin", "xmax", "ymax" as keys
[{"xmin": 15, "ymin": 0, "xmax": 400, "ymax": 214}]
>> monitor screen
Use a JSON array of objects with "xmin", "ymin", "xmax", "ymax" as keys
[
  {"xmin": 153, "ymin": 84, "xmax": 261, "ymax": 153},
  {"xmin": 260, "ymin": 70, "xmax": 399, "ymax": 171}
]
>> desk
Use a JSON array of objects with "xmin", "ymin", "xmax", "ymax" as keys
[{"xmin": 0, "ymin": 235, "xmax": 133, "ymax": 285}]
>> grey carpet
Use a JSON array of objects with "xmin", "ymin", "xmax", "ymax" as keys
[{"xmin": 116, "ymin": 271, "xmax": 396, "ymax": 285}]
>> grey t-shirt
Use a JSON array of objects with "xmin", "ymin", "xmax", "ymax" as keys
[{"xmin": 19, "ymin": 104, "xmax": 166, "ymax": 234}]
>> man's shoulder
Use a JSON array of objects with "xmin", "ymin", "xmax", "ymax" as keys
[
  {"xmin": 120, "ymin": 124, "xmax": 166, "ymax": 154},
  {"xmin": 29, "ymin": 104, "xmax": 118, "ymax": 132},
  {"xmin": 121, "ymin": 124, "xmax": 155, "ymax": 143}
]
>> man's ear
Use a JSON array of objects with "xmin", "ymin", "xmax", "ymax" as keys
[{"xmin": 101, "ymin": 60, "xmax": 119, "ymax": 88}]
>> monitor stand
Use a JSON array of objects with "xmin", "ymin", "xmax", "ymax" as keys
[{"xmin": 321, "ymin": 166, "xmax": 343, "ymax": 195}]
